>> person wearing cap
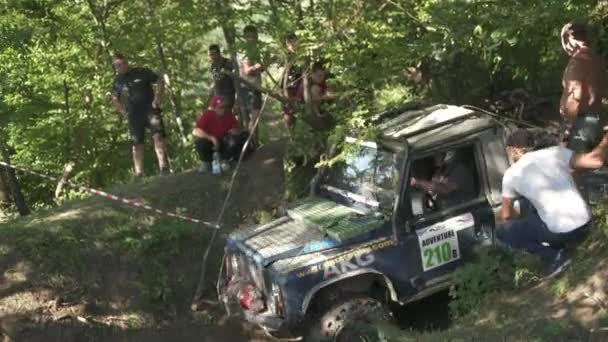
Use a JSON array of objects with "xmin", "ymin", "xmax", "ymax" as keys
[
  {"xmin": 559, "ymin": 22, "xmax": 606, "ymax": 152},
  {"xmin": 192, "ymin": 96, "xmax": 247, "ymax": 173},
  {"xmin": 498, "ymin": 128, "xmax": 608, "ymax": 277}
]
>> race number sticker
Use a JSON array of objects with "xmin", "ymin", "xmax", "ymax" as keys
[{"xmin": 416, "ymin": 213, "xmax": 474, "ymax": 272}]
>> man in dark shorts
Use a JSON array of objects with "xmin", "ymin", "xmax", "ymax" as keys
[
  {"xmin": 111, "ymin": 53, "xmax": 169, "ymax": 177},
  {"xmin": 192, "ymin": 96, "xmax": 248, "ymax": 174},
  {"xmin": 240, "ymin": 25, "xmax": 265, "ymax": 142},
  {"xmin": 282, "ymin": 33, "xmax": 303, "ymax": 130},
  {"xmin": 559, "ymin": 22, "xmax": 607, "ymax": 152},
  {"xmin": 209, "ymin": 44, "xmax": 236, "ymax": 111}
]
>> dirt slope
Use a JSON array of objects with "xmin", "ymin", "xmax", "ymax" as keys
[{"xmin": 0, "ymin": 141, "xmax": 287, "ymax": 341}]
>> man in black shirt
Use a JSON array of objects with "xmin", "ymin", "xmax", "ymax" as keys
[
  {"xmin": 209, "ymin": 44, "xmax": 236, "ymax": 111},
  {"xmin": 111, "ymin": 53, "xmax": 169, "ymax": 177}
]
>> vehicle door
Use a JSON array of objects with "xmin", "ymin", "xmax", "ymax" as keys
[{"xmin": 400, "ymin": 140, "xmax": 495, "ymax": 292}]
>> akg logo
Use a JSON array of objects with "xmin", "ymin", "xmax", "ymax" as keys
[{"xmin": 323, "ymin": 253, "xmax": 375, "ymax": 278}]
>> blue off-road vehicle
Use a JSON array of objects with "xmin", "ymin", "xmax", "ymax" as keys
[{"xmin": 220, "ymin": 104, "xmax": 517, "ymax": 340}]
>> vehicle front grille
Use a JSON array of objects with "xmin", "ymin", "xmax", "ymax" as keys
[{"xmin": 228, "ymin": 252, "xmax": 266, "ymax": 295}]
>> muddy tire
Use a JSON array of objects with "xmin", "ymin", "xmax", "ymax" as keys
[{"xmin": 305, "ymin": 295, "xmax": 393, "ymax": 342}]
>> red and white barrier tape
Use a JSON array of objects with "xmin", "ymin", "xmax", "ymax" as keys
[{"xmin": 0, "ymin": 160, "xmax": 220, "ymax": 229}]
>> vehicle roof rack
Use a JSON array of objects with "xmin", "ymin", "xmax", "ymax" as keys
[{"xmin": 381, "ymin": 105, "xmax": 480, "ymax": 139}]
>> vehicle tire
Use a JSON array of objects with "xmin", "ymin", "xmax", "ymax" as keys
[{"xmin": 305, "ymin": 295, "xmax": 393, "ymax": 342}]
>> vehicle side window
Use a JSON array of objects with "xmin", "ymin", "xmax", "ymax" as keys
[{"xmin": 408, "ymin": 145, "xmax": 480, "ymax": 216}]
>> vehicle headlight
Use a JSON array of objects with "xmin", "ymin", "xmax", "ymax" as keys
[{"xmin": 229, "ymin": 255, "xmax": 239, "ymax": 275}]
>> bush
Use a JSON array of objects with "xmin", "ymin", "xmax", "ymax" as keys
[
  {"xmin": 593, "ymin": 201, "xmax": 608, "ymax": 239},
  {"xmin": 448, "ymin": 245, "xmax": 545, "ymax": 318}
]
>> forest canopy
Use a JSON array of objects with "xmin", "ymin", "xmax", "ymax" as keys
[{"xmin": 0, "ymin": 0, "xmax": 606, "ymax": 210}]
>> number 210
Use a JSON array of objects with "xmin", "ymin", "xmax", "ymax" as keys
[{"xmin": 424, "ymin": 242, "xmax": 456, "ymax": 268}]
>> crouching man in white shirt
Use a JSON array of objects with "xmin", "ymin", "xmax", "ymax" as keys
[{"xmin": 498, "ymin": 128, "xmax": 608, "ymax": 277}]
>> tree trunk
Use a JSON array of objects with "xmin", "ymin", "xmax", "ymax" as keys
[
  {"xmin": 268, "ymin": 0, "xmax": 280, "ymax": 24},
  {"xmin": 63, "ymin": 76, "xmax": 70, "ymax": 117},
  {"xmin": 0, "ymin": 168, "xmax": 10, "ymax": 205},
  {"xmin": 85, "ymin": 0, "xmax": 115, "ymax": 67},
  {"xmin": 222, "ymin": 25, "xmax": 249, "ymax": 126},
  {"xmin": 55, "ymin": 162, "xmax": 75, "ymax": 200},
  {"xmin": 144, "ymin": 0, "xmax": 188, "ymax": 144},
  {"xmin": 295, "ymin": 0, "xmax": 303, "ymax": 26},
  {"xmin": 0, "ymin": 142, "xmax": 30, "ymax": 216},
  {"xmin": 62, "ymin": 63, "xmax": 76, "ymax": 167}
]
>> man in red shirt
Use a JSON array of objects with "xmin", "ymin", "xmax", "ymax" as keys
[{"xmin": 193, "ymin": 96, "xmax": 247, "ymax": 173}]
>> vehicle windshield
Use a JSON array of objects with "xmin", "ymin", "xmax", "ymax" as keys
[{"xmin": 319, "ymin": 142, "xmax": 402, "ymax": 213}]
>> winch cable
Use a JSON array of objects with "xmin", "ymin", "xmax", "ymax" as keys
[{"xmin": 191, "ymin": 93, "xmax": 271, "ymax": 310}]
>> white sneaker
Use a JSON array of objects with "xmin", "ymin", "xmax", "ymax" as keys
[{"xmin": 198, "ymin": 162, "xmax": 211, "ymax": 174}]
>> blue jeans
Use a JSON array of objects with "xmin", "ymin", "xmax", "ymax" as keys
[{"xmin": 496, "ymin": 211, "xmax": 591, "ymax": 262}]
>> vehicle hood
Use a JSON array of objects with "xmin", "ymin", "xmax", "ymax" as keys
[{"xmin": 227, "ymin": 197, "xmax": 383, "ymax": 266}]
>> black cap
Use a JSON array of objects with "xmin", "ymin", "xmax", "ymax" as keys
[{"xmin": 506, "ymin": 129, "xmax": 535, "ymax": 148}]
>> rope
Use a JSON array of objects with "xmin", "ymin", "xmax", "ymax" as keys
[{"xmin": 0, "ymin": 160, "xmax": 218, "ymax": 229}]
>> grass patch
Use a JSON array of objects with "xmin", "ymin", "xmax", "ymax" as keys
[
  {"xmin": 548, "ymin": 203, "xmax": 608, "ymax": 297},
  {"xmin": 0, "ymin": 195, "xmax": 213, "ymax": 320},
  {"xmin": 448, "ymin": 246, "xmax": 542, "ymax": 318}
]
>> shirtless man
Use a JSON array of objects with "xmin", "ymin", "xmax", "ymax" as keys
[
  {"xmin": 559, "ymin": 22, "xmax": 607, "ymax": 152},
  {"xmin": 296, "ymin": 62, "xmax": 337, "ymax": 131},
  {"xmin": 240, "ymin": 25, "xmax": 265, "ymax": 143}
]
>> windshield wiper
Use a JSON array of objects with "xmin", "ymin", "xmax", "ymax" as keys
[{"xmin": 321, "ymin": 185, "xmax": 380, "ymax": 208}]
